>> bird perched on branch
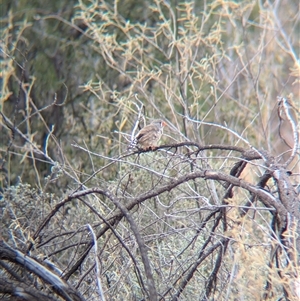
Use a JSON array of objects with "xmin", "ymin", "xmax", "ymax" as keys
[{"xmin": 129, "ymin": 120, "xmax": 166, "ymax": 150}]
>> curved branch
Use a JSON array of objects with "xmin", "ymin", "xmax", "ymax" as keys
[
  {"xmin": 0, "ymin": 240, "xmax": 85, "ymax": 301},
  {"xmin": 96, "ymin": 191, "xmax": 158, "ymax": 301},
  {"xmin": 0, "ymin": 278, "xmax": 58, "ymax": 301}
]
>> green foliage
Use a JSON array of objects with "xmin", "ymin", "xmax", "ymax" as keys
[{"xmin": 0, "ymin": 0, "xmax": 299, "ymax": 300}]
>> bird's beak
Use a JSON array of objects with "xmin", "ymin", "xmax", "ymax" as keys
[{"xmin": 162, "ymin": 121, "xmax": 167, "ymax": 127}]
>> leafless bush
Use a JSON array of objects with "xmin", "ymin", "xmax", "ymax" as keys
[{"xmin": 1, "ymin": 0, "xmax": 299, "ymax": 300}]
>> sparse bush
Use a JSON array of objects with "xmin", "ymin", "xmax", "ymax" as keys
[{"xmin": 1, "ymin": 0, "xmax": 299, "ymax": 300}]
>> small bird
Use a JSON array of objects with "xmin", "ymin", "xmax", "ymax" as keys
[{"xmin": 129, "ymin": 120, "xmax": 166, "ymax": 150}]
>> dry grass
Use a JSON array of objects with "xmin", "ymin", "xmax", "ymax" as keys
[{"xmin": 1, "ymin": 0, "xmax": 299, "ymax": 300}]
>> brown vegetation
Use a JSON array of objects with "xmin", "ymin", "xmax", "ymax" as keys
[{"xmin": 0, "ymin": 0, "xmax": 299, "ymax": 300}]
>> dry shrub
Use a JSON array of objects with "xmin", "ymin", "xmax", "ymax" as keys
[{"xmin": 1, "ymin": 0, "xmax": 299, "ymax": 300}]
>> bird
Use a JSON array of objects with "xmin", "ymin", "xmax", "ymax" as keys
[{"xmin": 129, "ymin": 120, "xmax": 166, "ymax": 150}]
